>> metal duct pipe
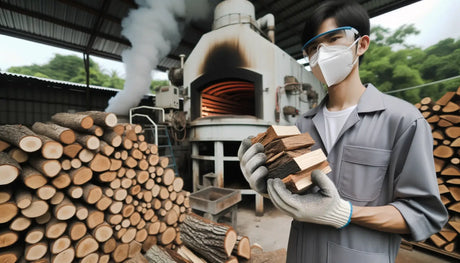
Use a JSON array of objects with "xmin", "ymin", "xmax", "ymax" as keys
[{"xmin": 257, "ymin": 14, "xmax": 275, "ymax": 43}]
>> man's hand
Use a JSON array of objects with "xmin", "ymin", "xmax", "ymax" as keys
[
  {"xmin": 267, "ymin": 170, "xmax": 352, "ymax": 229},
  {"xmin": 238, "ymin": 137, "xmax": 268, "ymax": 195}
]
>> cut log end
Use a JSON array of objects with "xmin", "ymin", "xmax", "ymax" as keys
[{"xmin": 19, "ymin": 136, "xmax": 42, "ymax": 153}]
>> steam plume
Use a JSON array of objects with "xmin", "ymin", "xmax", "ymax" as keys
[{"xmin": 105, "ymin": 0, "xmax": 210, "ymax": 115}]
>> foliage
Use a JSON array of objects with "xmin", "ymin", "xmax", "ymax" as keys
[
  {"xmin": 360, "ymin": 24, "xmax": 460, "ymax": 103},
  {"xmin": 6, "ymin": 54, "xmax": 167, "ymax": 92}
]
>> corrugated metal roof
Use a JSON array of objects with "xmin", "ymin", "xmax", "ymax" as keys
[
  {"xmin": 0, "ymin": 0, "xmax": 419, "ymax": 72},
  {"xmin": 0, "ymin": 70, "xmax": 121, "ymax": 92}
]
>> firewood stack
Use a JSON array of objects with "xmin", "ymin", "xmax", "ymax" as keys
[
  {"xmin": 0, "ymin": 111, "xmax": 191, "ymax": 262},
  {"xmin": 415, "ymin": 86, "xmax": 460, "ymax": 256},
  {"xmin": 251, "ymin": 125, "xmax": 331, "ymax": 193}
]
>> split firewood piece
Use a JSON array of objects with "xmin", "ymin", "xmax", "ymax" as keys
[
  {"xmin": 233, "ymin": 236, "xmax": 251, "ymax": 259},
  {"xmin": 265, "ymin": 132, "xmax": 315, "ymax": 157},
  {"xmin": 52, "ymin": 172, "xmax": 71, "ymax": 189},
  {"xmin": 21, "ymin": 197, "xmax": 48, "ymax": 218},
  {"xmin": 433, "ymin": 145, "xmax": 454, "ymax": 159},
  {"xmin": 45, "ymin": 218, "xmax": 67, "ymax": 239},
  {"xmin": 86, "ymin": 209, "xmax": 104, "ymax": 229},
  {"xmin": 92, "ymin": 222, "xmax": 113, "ymax": 242},
  {"xmin": 0, "ymin": 188, "xmax": 12, "ymax": 204},
  {"xmin": 25, "ymin": 242, "xmax": 48, "ymax": 261},
  {"xmin": 122, "ymin": 138, "xmax": 133, "ymax": 150},
  {"xmin": 0, "ymin": 152, "xmax": 21, "ymax": 185},
  {"xmin": 101, "ymin": 237, "xmax": 117, "ymax": 254},
  {"xmin": 68, "ymin": 221, "xmax": 87, "ymax": 241},
  {"xmin": 103, "ymin": 131, "xmax": 122, "ymax": 147},
  {"xmin": 67, "ymin": 186, "xmax": 83, "ymax": 199},
  {"xmin": 429, "ymin": 233, "xmax": 447, "ymax": 248},
  {"xmin": 75, "ymin": 235, "xmax": 99, "ymax": 258},
  {"xmin": 445, "ymin": 127, "xmax": 460, "ymax": 139},
  {"xmin": 96, "ymin": 194, "xmax": 112, "ymax": 211},
  {"xmin": 50, "ymin": 235, "xmax": 71, "ymax": 254},
  {"xmin": 252, "ymin": 125, "xmax": 300, "ymax": 146},
  {"xmin": 21, "ymin": 165, "xmax": 47, "ymax": 189},
  {"xmin": 78, "ymin": 148, "xmax": 95, "ymax": 163},
  {"xmin": 9, "ymin": 216, "xmax": 32, "ymax": 232},
  {"xmin": 159, "ymin": 156, "xmax": 169, "ymax": 168},
  {"xmin": 37, "ymin": 134, "xmax": 63, "ymax": 159},
  {"xmin": 268, "ymin": 149, "xmax": 327, "ymax": 179},
  {"xmin": 15, "ymin": 189, "xmax": 32, "ymax": 209},
  {"xmin": 441, "ymin": 164, "xmax": 460, "ymax": 176},
  {"xmin": 444, "ymin": 242, "xmax": 457, "ymax": 252},
  {"xmin": 89, "ymin": 153, "xmax": 110, "ymax": 172},
  {"xmin": 75, "ymin": 133, "xmax": 100, "ymax": 151},
  {"xmin": 436, "ymin": 91, "xmax": 456, "ymax": 105},
  {"xmin": 8, "ymin": 147, "xmax": 28, "ymax": 163},
  {"xmin": 120, "ymin": 227, "xmax": 137, "ymax": 244},
  {"xmin": 180, "ymin": 213, "xmax": 237, "ymax": 262},
  {"xmin": 439, "ymin": 228, "xmax": 458, "ymax": 242},
  {"xmin": 82, "ymin": 184, "xmax": 103, "ymax": 204},
  {"xmin": 78, "ymin": 111, "xmax": 118, "ymax": 128},
  {"xmin": 25, "ymin": 226, "xmax": 45, "ymax": 244},
  {"xmin": 440, "ymin": 114, "xmax": 460, "ymax": 124},
  {"xmin": 266, "ymin": 148, "xmax": 311, "ymax": 170},
  {"xmin": 448, "ymin": 202, "xmax": 460, "ymax": 213},
  {"xmin": 50, "ymin": 191, "xmax": 65, "ymax": 205},
  {"xmin": 51, "ymin": 112, "xmax": 93, "ymax": 130},
  {"xmin": 54, "ymin": 197, "xmax": 76, "ymax": 220},
  {"xmin": 36, "ymin": 211, "xmax": 52, "ymax": 225},
  {"xmin": 29, "ymin": 157, "xmax": 61, "ymax": 178},
  {"xmin": 63, "ymin": 143, "xmax": 83, "ymax": 158},
  {"xmin": 112, "ymin": 242, "xmax": 129, "ymax": 263},
  {"xmin": 177, "ymin": 245, "xmax": 207, "ymax": 263},
  {"xmin": 0, "ymin": 230, "xmax": 19, "ymax": 248},
  {"xmin": 100, "ymin": 140, "xmax": 115, "ymax": 156},
  {"xmin": 87, "ymin": 124, "xmax": 104, "ymax": 137},
  {"xmin": 51, "ymin": 247, "xmax": 75, "ymax": 263},
  {"xmin": 442, "ymin": 101, "xmax": 460, "ymax": 113},
  {"xmin": 98, "ymin": 171, "xmax": 117, "ymax": 183},
  {"xmin": 32, "ymin": 122, "xmax": 76, "ymax": 144},
  {"xmin": 0, "ymin": 124, "xmax": 42, "ymax": 152},
  {"xmin": 36, "ymin": 184, "xmax": 57, "ymax": 201},
  {"xmin": 69, "ymin": 166, "xmax": 93, "ymax": 185},
  {"xmin": 448, "ymin": 186, "xmax": 460, "ymax": 201},
  {"xmin": 0, "ymin": 139, "xmax": 10, "ymax": 152}
]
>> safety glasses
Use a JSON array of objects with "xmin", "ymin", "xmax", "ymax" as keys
[{"xmin": 302, "ymin": 26, "xmax": 359, "ymax": 59}]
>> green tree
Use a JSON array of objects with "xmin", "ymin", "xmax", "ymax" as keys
[{"xmin": 360, "ymin": 24, "xmax": 460, "ymax": 103}]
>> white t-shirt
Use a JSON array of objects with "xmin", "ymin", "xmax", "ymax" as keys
[{"xmin": 322, "ymin": 104, "xmax": 357, "ymax": 153}]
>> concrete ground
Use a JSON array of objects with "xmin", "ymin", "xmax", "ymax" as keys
[{"xmin": 234, "ymin": 197, "xmax": 457, "ymax": 263}]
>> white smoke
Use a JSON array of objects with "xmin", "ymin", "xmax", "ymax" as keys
[{"xmin": 105, "ymin": 0, "xmax": 211, "ymax": 115}]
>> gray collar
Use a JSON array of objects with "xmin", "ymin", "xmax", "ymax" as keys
[{"xmin": 302, "ymin": 83, "xmax": 386, "ymax": 118}]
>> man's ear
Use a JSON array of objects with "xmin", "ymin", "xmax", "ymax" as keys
[{"xmin": 357, "ymin": 35, "xmax": 370, "ymax": 56}]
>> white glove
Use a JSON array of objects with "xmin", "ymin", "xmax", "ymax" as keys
[
  {"xmin": 237, "ymin": 137, "xmax": 268, "ymax": 195},
  {"xmin": 267, "ymin": 170, "xmax": 352, "ymax": 229}
]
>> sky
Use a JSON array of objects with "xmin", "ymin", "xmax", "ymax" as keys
[{"xmin": 0, "ymin": 0, "xmax": 459, "ymax": 81}]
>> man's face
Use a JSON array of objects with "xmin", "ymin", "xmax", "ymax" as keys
[{"xmin": 304, "ymin": 18, "xmax": 359, "ymax": 86}]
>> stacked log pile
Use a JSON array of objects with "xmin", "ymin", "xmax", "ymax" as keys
[
  {"xmin": 415, "ymin": 87, "xmax": 460, "ymax": 256},
  {"xmin": 0, "ymin": 111, "xmax": 191, "ymax": 262},
  {"xmin": 251, "ymin": 125, "xmax": 331, "ymax": 193}
]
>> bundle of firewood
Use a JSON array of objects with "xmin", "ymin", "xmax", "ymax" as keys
[
  {"xmin": 0, "ymin": 111, "xmax": 191, "ymax": 262},
  {"xmin": 415, "ymin": 87, "xmax": 460, "ymax": 256},
  {"xmin": 251, "ymin": 125, "xmax": 331, "ymax": 193}
]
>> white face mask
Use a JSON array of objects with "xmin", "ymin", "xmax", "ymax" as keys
[{"xmin": 310, "ymin": 38, "xmax": 360, "ymax": 87}]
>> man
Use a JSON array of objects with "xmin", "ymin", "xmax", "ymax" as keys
[{"xmin": 238, "ymin": 1, "xmax": 448, "ymax": 262}]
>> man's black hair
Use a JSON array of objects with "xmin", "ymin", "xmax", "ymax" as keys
[{"xmin": 301, "ymin": 0, "xmax": 370, "ymax": 63}]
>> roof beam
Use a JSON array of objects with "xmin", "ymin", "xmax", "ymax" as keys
[
  {"xmin": 84, "ymin": 0, "xmax": 112, "ymax": 55},
  {"xmin": 57, "ymin": 0, "xmax": 121, "ymax": 24},
  {"xmin": 0, "ymin": 1, "xmax": 130, "ymax": 46}
]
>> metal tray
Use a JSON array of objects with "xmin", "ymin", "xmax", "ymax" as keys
[{"xmin": 189, "ymin": 186, "xmax": 241, "ymax": 214}]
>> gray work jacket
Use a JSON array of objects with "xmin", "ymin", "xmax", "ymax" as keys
[{"xmin": 289, "ymin": 84, "xmax": 448, "ymax": 263}]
